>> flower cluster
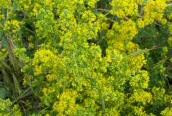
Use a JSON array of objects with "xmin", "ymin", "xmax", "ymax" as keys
[
  {"xmin": 3, "ymin": 20, "xmax": 22, "ymax": 37},
  {"xmin": 110, "ymin": 0, "xmax": 139, "ymax": 18},
  {"xmin": 143, "ymin": 0, "xmax": 167, "ymax": 25},
  {"xmin": 1, "ymin": 0, "xmax": 172, "ymax": 115},
  {"xmin": 0, "ymin": 99, "xmax": 22, "ymax": 116}
]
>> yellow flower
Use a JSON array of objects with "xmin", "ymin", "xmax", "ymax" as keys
[
  {"xmin": 110, "ymin": 0, "xmax": 138, "ymax": 18},
  {"xmin": 53, "ymin": 90, "xmax": 79, "ymax": 115},
  {"xmin": 137, "ymin": 18, "xmax": 145, "ymax": 28},
  {"xmin": 143, "ymin": 0, "xmax": 167, "ymax": 25}
]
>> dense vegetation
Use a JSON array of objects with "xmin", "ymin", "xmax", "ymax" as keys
[{"xmin": 1, "ymin": 0, "xmax": 172, "ymax": 115}]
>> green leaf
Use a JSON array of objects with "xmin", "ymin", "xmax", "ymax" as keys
[
  {"xmin": 12, "ymin": 74, "xmax": 22, "ymax": 95},
  {"xmin": 2, "ymin": 37, "xmax": 8, "ymax": 49},
  {"xmin": 0, "ymin": 87, "xmax": 7, "ymax": 99},
  {"xmin": 151, "ymin": 57, "xmax": 169, "ymax": 72},
  {"xmin": 128, "ymin": 47, "xmax": 157, "ymax": 57}
]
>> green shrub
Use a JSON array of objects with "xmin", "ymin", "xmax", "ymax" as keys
[{"xmin": 0, "ymin": 0, "xmax": 172, "ymax": 115}]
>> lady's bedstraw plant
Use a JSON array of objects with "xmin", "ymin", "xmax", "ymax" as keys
[
  {"xmin": 0, "ymin": 99, "xmax": 22, "ymax": 116},
  {"xmin": 1, "ymin": 0, "xmax": 172, "ymax": 115}
]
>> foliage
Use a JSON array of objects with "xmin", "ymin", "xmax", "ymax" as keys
[
  {"xmin": 0, "ymin": 0, "xmax": 172, "ymax": 115},
  {"xmin": 0, "ymin": 98, "xmax": 22, "ymax": 116}
]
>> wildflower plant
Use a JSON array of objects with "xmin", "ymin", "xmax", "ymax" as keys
[{"xmin": 0, "ymin": 0, "xmax": 172, "ymax": 115}]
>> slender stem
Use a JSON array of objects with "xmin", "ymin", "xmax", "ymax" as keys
[
  {"xmin": 97, "ymin": 8, "xmax": 110, "ymax": 12},
  {"xmin": 101, "ymin": 96, "xmax": 106, "ymax": 116},
  {"xmin": 98, "ymin": 85, "xmax": 106, "ymax": 116},
  {"xmin": 6, "ymin": 8, "xmax": 9, "ymax": 21},
  {"xmin": 24, "ymin": 26, "xmax": 35, "ymax": 35}
]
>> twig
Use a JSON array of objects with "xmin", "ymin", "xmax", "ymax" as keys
[{"xmin": 97, "ymin": 8, "xmax": 110, "ymax": 12}]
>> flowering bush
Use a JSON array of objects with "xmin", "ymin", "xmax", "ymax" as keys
[{"xmin": 1, "ymin": 0, "xmax": 172, "ymax": 115}]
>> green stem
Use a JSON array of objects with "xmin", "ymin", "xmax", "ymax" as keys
[
  {"xmin": 98, "ymin": 86, "xmax": 106, "ymax": 116},
  {"xmin": 101, "ymin": 96, "xmax": 106, "ymax": 116},
  {"xmin": 6, "ymin": 8, "xmax": 9, "ymax": 21}
]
